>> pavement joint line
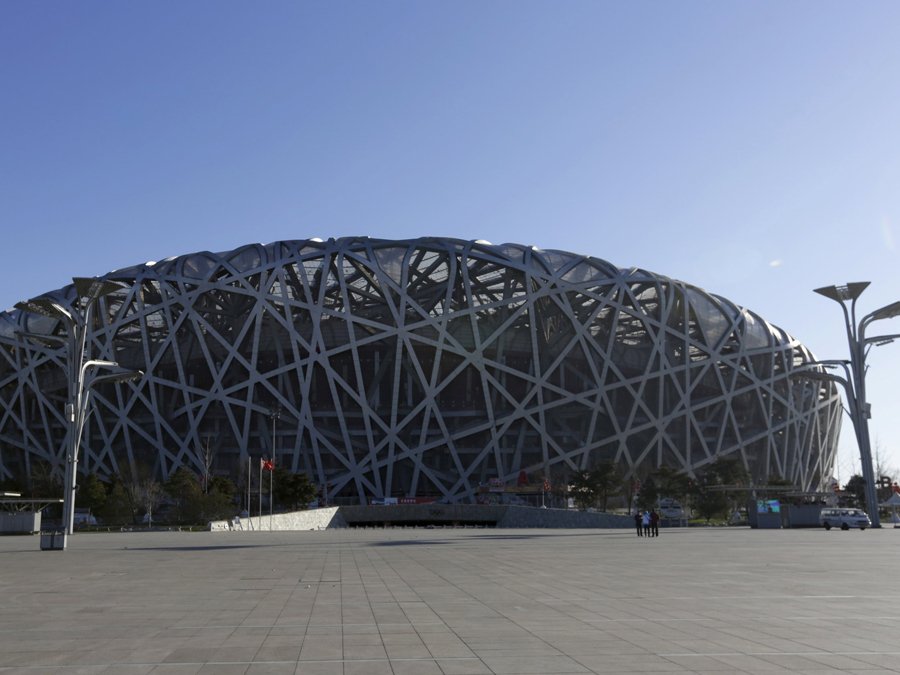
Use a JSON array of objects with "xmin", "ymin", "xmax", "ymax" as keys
[
  {"xmin": 0, "ymin": 657, "xmax": 488, "ymax": 672},
  {"xmin": 580, "ymin": 615, "xmax": 900, "ymax": 623},
  {"xmin": 619, "ymin": 594, "xmax": 887, "ymax": 600},
  {"xmin": 659, "ymin": 651, "xmax": 900, "ymax": 656}
]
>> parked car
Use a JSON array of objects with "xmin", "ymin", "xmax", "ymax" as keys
[
  {"xmin": 820, "ymin": 507, "xmax": 870, "ymax": 530},
  {"xmin": 73, "ymin": 510, "xmax": 97, "ymax": 527}
]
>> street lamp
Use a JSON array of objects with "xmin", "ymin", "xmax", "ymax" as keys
[
  {"xmin": 270, "ymin": 406, "xmax": 281, "ymax": 460},
  {"xmin": 15, "ymin": 277, "xmax": 139, "ymax": 537},
  {"xmin": 814, "ymin": 282, "xmax": 900, "ymax": 528},
  {"xmin": 268, "ymin": 406, "xmax": 281, "ymax": 528}
]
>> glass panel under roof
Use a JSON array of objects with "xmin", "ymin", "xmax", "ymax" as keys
[
  {"xmin": 372, "ymin": 246, "xmax": 407, "ymax": 285},
  {"xmin": 181, "ymin": 254, "xmax": 217, "ymax": 280},
  {"xmin": 742, "ymin": 310, "xmax": 772, "ymax": 349},
  {"xmin": 228, "ymin": 247, "xmax": 261, "ymax": 272},
  {"xmin": 534, "ymin": 250, "xmax": 576, "ymax": 274},
  {"xmin": 686, "ymin": 288, "xmax": 731, "ymax": 347},
  {"xmin": 0, "ymin": 312, "xmax": 15, "ymax": 338},
  {"xmin": 494, "ymin": 244, "xmax": 528, "ymax": 263},
  {"xmin": 562, "ymin": 260, "xmax": 608, "ymax": 283}
]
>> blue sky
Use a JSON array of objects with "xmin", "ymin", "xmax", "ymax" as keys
[{"xmin": 2, "ymin": 1, "xmax": 899, "ymax": 479}]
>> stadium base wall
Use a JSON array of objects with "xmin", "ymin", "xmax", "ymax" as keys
[
  {"xmin": 209, "ymin": 507, "xmax": 346, "ymax": 531},
  {"xmin": 209, "ymin": 505, "xmax": 632, "ymax": 531}
]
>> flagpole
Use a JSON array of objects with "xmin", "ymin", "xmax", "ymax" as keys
[
  {"xmin": 258, "ymin": 458, "xmax": 262, "ymax": 531},
  {"xmin": 247, "ymin": 455, "xmax": 251, "ymax": 529},
  {"xmin": 269, "ymin": 461, "xmax": 273, "ymax": 530}
]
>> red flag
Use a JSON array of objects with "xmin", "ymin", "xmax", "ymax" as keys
[{"xmin": 261, "ymin": 458, "xmax": 274, "ymax": 472}]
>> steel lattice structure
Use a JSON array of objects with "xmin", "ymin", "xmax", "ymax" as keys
[{"xmin": 0, "ymin": 237, "xmax": 841, "ymax": 503}]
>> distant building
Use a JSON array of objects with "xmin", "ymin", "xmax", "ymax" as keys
[{"xmin": 0, "ymin": 237, "xmax": 841, "ymax": 504}]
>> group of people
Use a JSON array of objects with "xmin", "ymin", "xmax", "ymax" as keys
[{"xmin": 634, "ymin": 509, "xmax": 660, "ymax": 537}]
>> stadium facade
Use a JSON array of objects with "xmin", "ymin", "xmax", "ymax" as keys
[{"xmin": 0, "ymin": 237, "xmax": 841, "ymax": 504}]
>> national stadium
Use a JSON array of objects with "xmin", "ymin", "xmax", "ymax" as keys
[{"xmin": 0, "ymin": 237, "xmax": 842, "ymax": 505}]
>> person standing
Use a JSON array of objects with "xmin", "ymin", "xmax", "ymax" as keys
[
  {"xmin": 650, "ymin": 509, "xmax": 660, "ymax": 537},
  {"xmin": 634, "ymin": 511, "xmax": 643, "ymax": 536},
  {"xmin": 642, "ymin": 510, "xmax": 651, "ymax": 537}
]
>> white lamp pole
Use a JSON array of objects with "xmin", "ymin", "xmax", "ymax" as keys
[
  {"xmin": 269, "ymin": 406, "xmax": 281, "ymax": 529},
  {"xmin": 814, "ymin": 283, "xmax": 900, "ymax": 528},
  {"xmin": 16, "ymin": 277, "xmax": 138, "ymax": 537}
]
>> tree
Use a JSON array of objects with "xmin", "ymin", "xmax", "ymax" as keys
[
  {"xmin": 98, "ymin": 474, "xmax": 134, "ymax": 524},
  {"xmin": 116, "ymin": 462, "xmax": 163, "ymax": 525},
  {"xmin": 165, "ymin": 468, "xmax": 203, "ymax": 524},
  {"xmin": 272, "ymin": 468, "xmax": 317, "ymax": 511},
  {"xmin": 163, "ymin": 468, "xmax": 237, "ymax": 524},
  {"xmin": 208, "ymin": 475, "xmax": 236, "ymax": 500},
  {"xmin": 28, "ymin": 460, "xmax": 61, "ymax": 498},
  {"xmin": 196, "ymin": 437, "xmax": 216, "ymax": 494},
  {"xmin": 202, "ymin": 476, "xmax": 238, "ymax": 521},
  {"xmin": 844, "ymin": 474, "xmax": 866, "ymax": 508},
  {"xmin": 654, "ymin": 466, "xmax": 691, "ymax": 503},
  {"xmin": 692, "ymin": 486, "xmax": 729, "ymax": 523},
  {"xmin": 567, "ymin": 464, "xmax": 622, "ymax": 511},
  {"xmin": 635, "ymin": 475, "xmax": 659, "ymax": 510},
  {"xmin": 75, "ymin": 473, "xmax": 108, "ymax": 515},
  {"xmin": 137, "ymin": 480, "xmax": 165, "ymax": 527},
  {"xmin": 689, "ymin": 457, "xmax": 749, "ymax": 523},
  {"xmin": 570, "ymin": 470, "xmax": 597, "ymax": 510},
  {"xmin": 592, "ymin": 462, "xmax": 622, "ymax": 511},
  {"xmin": 707, "ymin": 457, "xmax": 748, "ymax": 486}
]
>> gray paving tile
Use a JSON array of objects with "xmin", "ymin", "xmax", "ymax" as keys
[
  {"xmin": 343, "ymin": 660, "xmax": 393, "ymax": 674},
  {"xmin": 434, "ymin": 659, "xmax": 492, "ymax": 675},
  {"xmin": 479, "ymin": 654, "xmax": 590, "ymax": 673},
  {"xmin": 342, "ymin": 644, "xmax": 387, "ymax": 660},
  {"xmin": 293, "ymin": 662, "xmax": 343, "ymax": 675},
  {"xmin": 196, "ymin": 666, "xmax": 248, "ymax": 674},
  {"xmin": 385, "ymin": 644, "xmax": 433, "ymax": 659},
  {"xmin": 254, "ymin": 646, "xmax": 303, "ymax": 662},
  {"xmin": 389, "ymin": 660, "xmax": 444, "ymax": 674},
  {"xmin": 3, "ymin": 528, "xmax": 900, "ymax": 675},
  {"xmin": 244, "ymin": 664, "xmax": 297, "ymax": 674}
]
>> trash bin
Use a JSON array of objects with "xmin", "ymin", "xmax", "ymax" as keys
[{"xmin": 40, "ymin": 531, "xmax": 66, "ymax": 550}]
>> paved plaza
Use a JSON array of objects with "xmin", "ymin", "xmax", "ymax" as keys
[{"xmin": 1, "ymin": 526, "xmax": 899, "ymax": 674}]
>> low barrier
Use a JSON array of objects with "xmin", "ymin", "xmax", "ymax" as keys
[
  {"xmin": 209, "ymin": 504, "xmax": 631, "ymax": 531},
  {"xmin": 0, "ymin": 512, "xmax": 41, "ymax": 534},
  {"xmin": 209, "ymin": 507, "xmax": 346, "ymax": 531}
]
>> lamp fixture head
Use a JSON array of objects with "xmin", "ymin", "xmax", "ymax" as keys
[
  {"xmin": 72, "ymin": 277, "xmax": 127, "ymax": 301},
  {"xmin": 814, "ymin": 282, "xmax": 870, "ymax": 303},
  {"xmin": 869, "ymin": 301, "xmax": 900, "ymax": 322},
  {"xmin": 14, "ymin": 297, "xmax": 74, "ymax": 322}
]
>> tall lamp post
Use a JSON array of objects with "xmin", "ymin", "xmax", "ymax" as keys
[
  {"xmin": 270, "ymin": 406, "xmax": 281, "ymax": 462},
  {"xmin": 814, "ymin": 282, "xmax": 900, "ymax": 528},
  {"xmin": 269, "ymin": 406, "xmax": 281, "ymax": 528},
  {"xmin": 16, "ymin": 277, "xmax": 141, "ymax": 537}
]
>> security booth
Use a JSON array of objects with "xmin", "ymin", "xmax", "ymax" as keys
[
  {"xmin": 779, "ymin": 492, "xmax": 836, "ymax": 528},
  {"xmin": 745, "ymin": 489, "xmax": 834, "ymax": 528},
  {"xmin": 733, "ymin": 484, "xmax": 799, "ymax": 528},
  {"xmin": 748, "ymin": 498, "xmax": 783, "ymax": 529},
  {"xmin": 0, "ymin": 492, "xmax": 64, "ymax": 543}
]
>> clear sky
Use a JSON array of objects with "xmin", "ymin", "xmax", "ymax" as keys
[{"xmin": 2, "ymin": 1, "xmax": 899, "ymax": 480}]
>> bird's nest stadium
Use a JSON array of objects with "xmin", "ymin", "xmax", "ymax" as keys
[{"xmin": 0, "ymin": 237, "xmax": 841, "ymax": 504}]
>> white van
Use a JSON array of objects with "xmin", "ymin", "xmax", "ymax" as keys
[
  {"xmin": 819, "ymin": 508, "xmax": 870, "ymax": 530},
  {"xmin": 658, "ymin": 497, "xmax": 685, "ymax": 519}
]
